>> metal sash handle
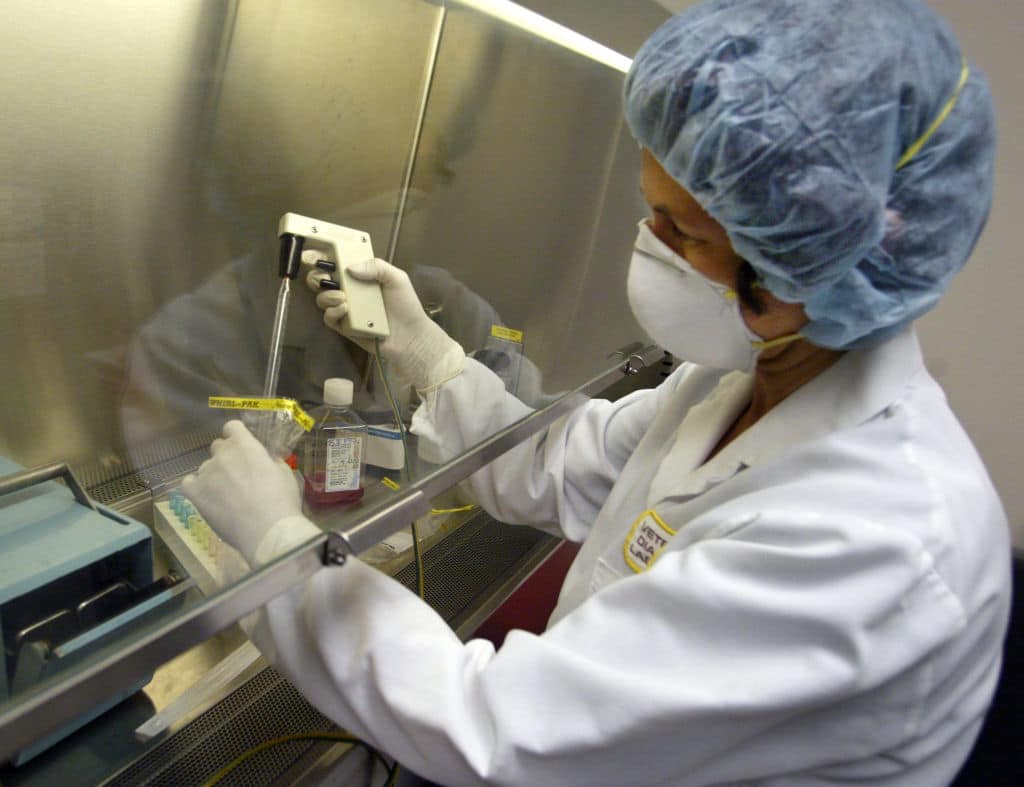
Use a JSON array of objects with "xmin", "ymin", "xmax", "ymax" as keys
[
  {"xmin": 0, "ymin": 462, "xmax": 97, "ymax": 512},
  {"xmin": 608, "ymin": 343, "xmax": 662, "ymax": 376}
]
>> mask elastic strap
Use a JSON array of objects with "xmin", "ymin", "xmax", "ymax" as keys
[
  {"xmin": 895, "ymin": 57, "xmax": 970, "ymax": 171},
  {"xmin": 720, "ymin": 60, "xmax": 968, "ymax": 353},
  {"xmin": 752, "ymin": 333, "xmax": 803, "ymax": 351},
  {"xmin": 724, "ymin": 290, "xmax": 803, "ymax": 351}
]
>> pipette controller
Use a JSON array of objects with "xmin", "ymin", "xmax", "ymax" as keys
[
  {"xmin": 279, "ymin": 212, "xmax": 390, "ymax": 340},
  {"xmin": 263, "ymin": 213, "xmax": 390, "ymax": 398},
  {"xmin": 262, "ymin": 226, "xmax": 304, "ymax": 398}
]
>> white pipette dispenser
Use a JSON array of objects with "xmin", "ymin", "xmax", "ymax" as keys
[{"xmin": 278, "ymin": 212, "xmax": 390, "ymax": 340}]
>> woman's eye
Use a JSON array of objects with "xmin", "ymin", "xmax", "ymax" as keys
[
  {"xmin": 655, "ymin": 214, "xmax": 697, "ymax": 242},
  {"xmin": 671, "ymin": 222, "xmax": 703, "ymax": 243},
  {"xmin": 668, "ymin": 225, "xmax": 696, "ymax": 244},
  {"xmin": 652, "ymin": 214, "xmax": 682, "ymax": 239}
]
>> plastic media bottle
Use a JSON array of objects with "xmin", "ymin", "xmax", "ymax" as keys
[{"xmin": 303, "ymin": 378, "xmax": 367, "ymax": 507}]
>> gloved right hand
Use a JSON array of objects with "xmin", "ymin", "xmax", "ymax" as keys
[{"xmin": 307, "ymin": 257, "xmax": 465, "ymax": 394}]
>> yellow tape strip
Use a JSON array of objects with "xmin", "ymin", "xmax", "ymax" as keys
[
  {"xmin": 207, "ymin": 397, "xmax": 314, "ymax": 432},
  {"xmin": 896, "ymin": 58, "xmax": 969, "ymax": 171},
  {"xmin": 490, "ymin": 325, "xmax": 524, "ymax": 343},
  {"xmin": 381, "ymin": 477, "xmax": 401, "ymax": 492},
  {"xmin": 430, "ymin": 505, "xmax": 477, "ymax": 515},
  {"xmin": 752, "ymin": 332, "xmax": 803, "ymax": 351}
]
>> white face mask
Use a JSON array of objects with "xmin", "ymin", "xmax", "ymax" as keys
[{"xmin": 627, "ymin": 221, "xmax": 798, "ymax": 372}]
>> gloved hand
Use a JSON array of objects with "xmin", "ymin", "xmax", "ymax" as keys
[
  {"xmin": 182, "ymin": 420, "xmax": 316, "ymax": 566},
  {"xmin": 306, "ymin": 256, "xmax": 465, "ymax": 394}
]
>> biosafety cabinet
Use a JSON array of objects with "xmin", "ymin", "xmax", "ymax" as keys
[{"xmin": 0, "ymin": 1, "xmax": 668, "ymax": 783}]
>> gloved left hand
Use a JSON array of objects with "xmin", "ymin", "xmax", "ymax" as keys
[{"xmin": 182, "ymin": 420, "xmax": 314, "ymax": 566}]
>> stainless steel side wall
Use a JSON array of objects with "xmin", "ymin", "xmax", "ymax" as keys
[
  {"xmin": 0, "ymin": 0, "xmax": 648, "ymax": 484},
  {"xmin": 396, "ymin": 4, "xmax": 649, "ymax": 397}
]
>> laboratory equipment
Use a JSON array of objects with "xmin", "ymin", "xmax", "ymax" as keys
[
  {"xmin": 279, "ymin": 212, "xmax": 390, "ymax": 341},
  {"xmin": 365, "ymin": 423, "xmax": 405, "ymax": 471},
  {"xmin": 303, "ymin": 379, "xmax": 368, "ymax": 507},
  {"xmin": 152, "ymin": 490, "xmax": 248, "ymax": 596},
  {"xmin": 0, "ymin": 457, "xmax": 188, "ymax": 765},
  {"xmin": 262, "ymin": 221, "xmax": 305, "ymax": 398},
  {"xmin": 133, "ymin": 640, "xmax": 262, "ymax": 743}
]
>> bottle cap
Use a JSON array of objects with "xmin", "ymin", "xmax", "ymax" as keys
[{"xmin": 324, "ymin": 378, "xmax": 354, "ymax": 406}]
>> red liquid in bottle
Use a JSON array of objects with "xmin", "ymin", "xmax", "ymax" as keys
[
  {"xmin": 303, "ymin": 471, "xmax": 365, "ymax": 507},
  {"xmin": 303, "ymin": 379, "xmax": 368, "ymax": 509}
]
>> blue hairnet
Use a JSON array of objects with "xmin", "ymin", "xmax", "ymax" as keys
[{"xmin": 624, "ymin": 0, "xmax": 996, "ymax": 349}]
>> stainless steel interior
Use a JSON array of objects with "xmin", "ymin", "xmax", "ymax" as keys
[
  {"xmin": 0, "ymin": 0, "xmax": 649, "ymax": 472},
  {"xmin": 395, "ymin": 3, "xmax": 648, "ymax": 395}
]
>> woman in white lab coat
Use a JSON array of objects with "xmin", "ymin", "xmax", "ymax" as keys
[{"xmin": 184, "ymin": 1, "xmax": 1011, "ymax": 784}]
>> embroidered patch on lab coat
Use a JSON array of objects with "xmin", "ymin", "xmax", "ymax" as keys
[{"xmin": 623, "ymin": 510, "xmax": 676, "ymax": 573}]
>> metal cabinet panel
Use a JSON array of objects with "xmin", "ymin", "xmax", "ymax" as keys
[
  {"xmin": 0, "ymin": 0, "xmax": 649, "ymax": 471},
  {"xmin": 0, "ymin": 0, "xmax": 440, "ymax": 471},
  {"xmin": 119, "ymin": 0, "xmax": 443, "ymax": 465},
  {"xmin": 0, "ymin": 1, "xmax": 226, "ymax": 467},
  {"xmin": 395, "ymin": 2, "xmax": 649, "ymax": 400}
]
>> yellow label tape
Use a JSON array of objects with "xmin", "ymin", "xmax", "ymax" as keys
[
  {"xmin": 207, "ymin": 397, "xmax": 314, "ymax": 432},
  {"xmin": 490, "ymin": 325, "xmax": 523, "ymax": 344},
  {"xmin": 381, "ymin": 477, "xmax": 401, "ymax": 492},
  {"xmin": 430, "ymin": 505, "xmax": 477, "ymax": 515},
  {"xmin": 622, "ymin": 509, "xmax": 676, "ymax": 573}
]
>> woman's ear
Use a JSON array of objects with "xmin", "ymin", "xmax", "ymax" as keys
[{"xmin": 735, "ymin": 260, "xmax": 766, "ymax": 315}]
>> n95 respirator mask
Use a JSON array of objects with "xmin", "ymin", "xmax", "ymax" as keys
[{"xmin": 627, "ymin": 221, "xmax": 795, "ymax": 372}]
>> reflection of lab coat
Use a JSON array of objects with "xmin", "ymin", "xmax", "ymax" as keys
[
  {"xmin": 407, "ymin": 265, "xmax": 556, "ymax": 408},
  {"xmin": 247, "ymin": 327, "xmax": 1010, "ymax": 786},
  {"xmin": 119, "ymin": 252, "xmax": 360, "ymax": 449},
  {"xmin": 120, "ymin": 252, "xmax": 552, "ymax": 467}
]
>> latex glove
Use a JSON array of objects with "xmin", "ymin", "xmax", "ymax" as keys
[
  {"xmin": 182, "ymin": 420, "xmax": 316, "ymax": 566},
  {"xmin": 306, "ymin": 257, "xmax": 465, "ymax": 393}
]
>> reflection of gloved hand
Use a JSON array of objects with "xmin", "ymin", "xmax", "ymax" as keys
[
  {"xmin": 307, "ymin": 258, "xmax": 465, "ymax": 394},
  {"xmin": 182, "ymin": 420, "xmax": 316, "ymax": 566}
]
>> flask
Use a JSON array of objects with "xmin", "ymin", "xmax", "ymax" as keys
[{"xmin": 303, "ymin": 378, "xmax": 367, "ymax": 506}]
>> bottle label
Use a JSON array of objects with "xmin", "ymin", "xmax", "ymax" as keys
[{"xmin": 325, "ymin": 435, "xmax": 361, "ymax": 492}]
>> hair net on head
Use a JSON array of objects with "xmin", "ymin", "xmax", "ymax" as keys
[{"xmin": 624, "ymin": 0, "xmax": 997, "ymax": 349}]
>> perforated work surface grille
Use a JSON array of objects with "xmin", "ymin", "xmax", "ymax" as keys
[
  {"xmin": 85, "ymin": 472, "xmax": 150, "ymax": 506},
  {"xmin": 104, "ymin": 668, "xmax": 336, "ymax": 787},
  {"xmin": 395, "ymin": 513, "xmax": 551, "ymax": 622},
  {"xmin": 104, "ymin": 514, "xmax": 554, "ymax": 786},
  {"xmin": 71, "ymin": 430, "xmax": 218, "ymax": 507}
]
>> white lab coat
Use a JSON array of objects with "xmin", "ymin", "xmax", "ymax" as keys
[{"xmin": 248, "ymin": 326, "xmax": 1010, "ymax": 786}]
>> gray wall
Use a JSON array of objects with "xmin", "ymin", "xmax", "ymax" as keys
[{"xmin": 912, "ymin": 1, "xmax": 1024, "ymax": 547}]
